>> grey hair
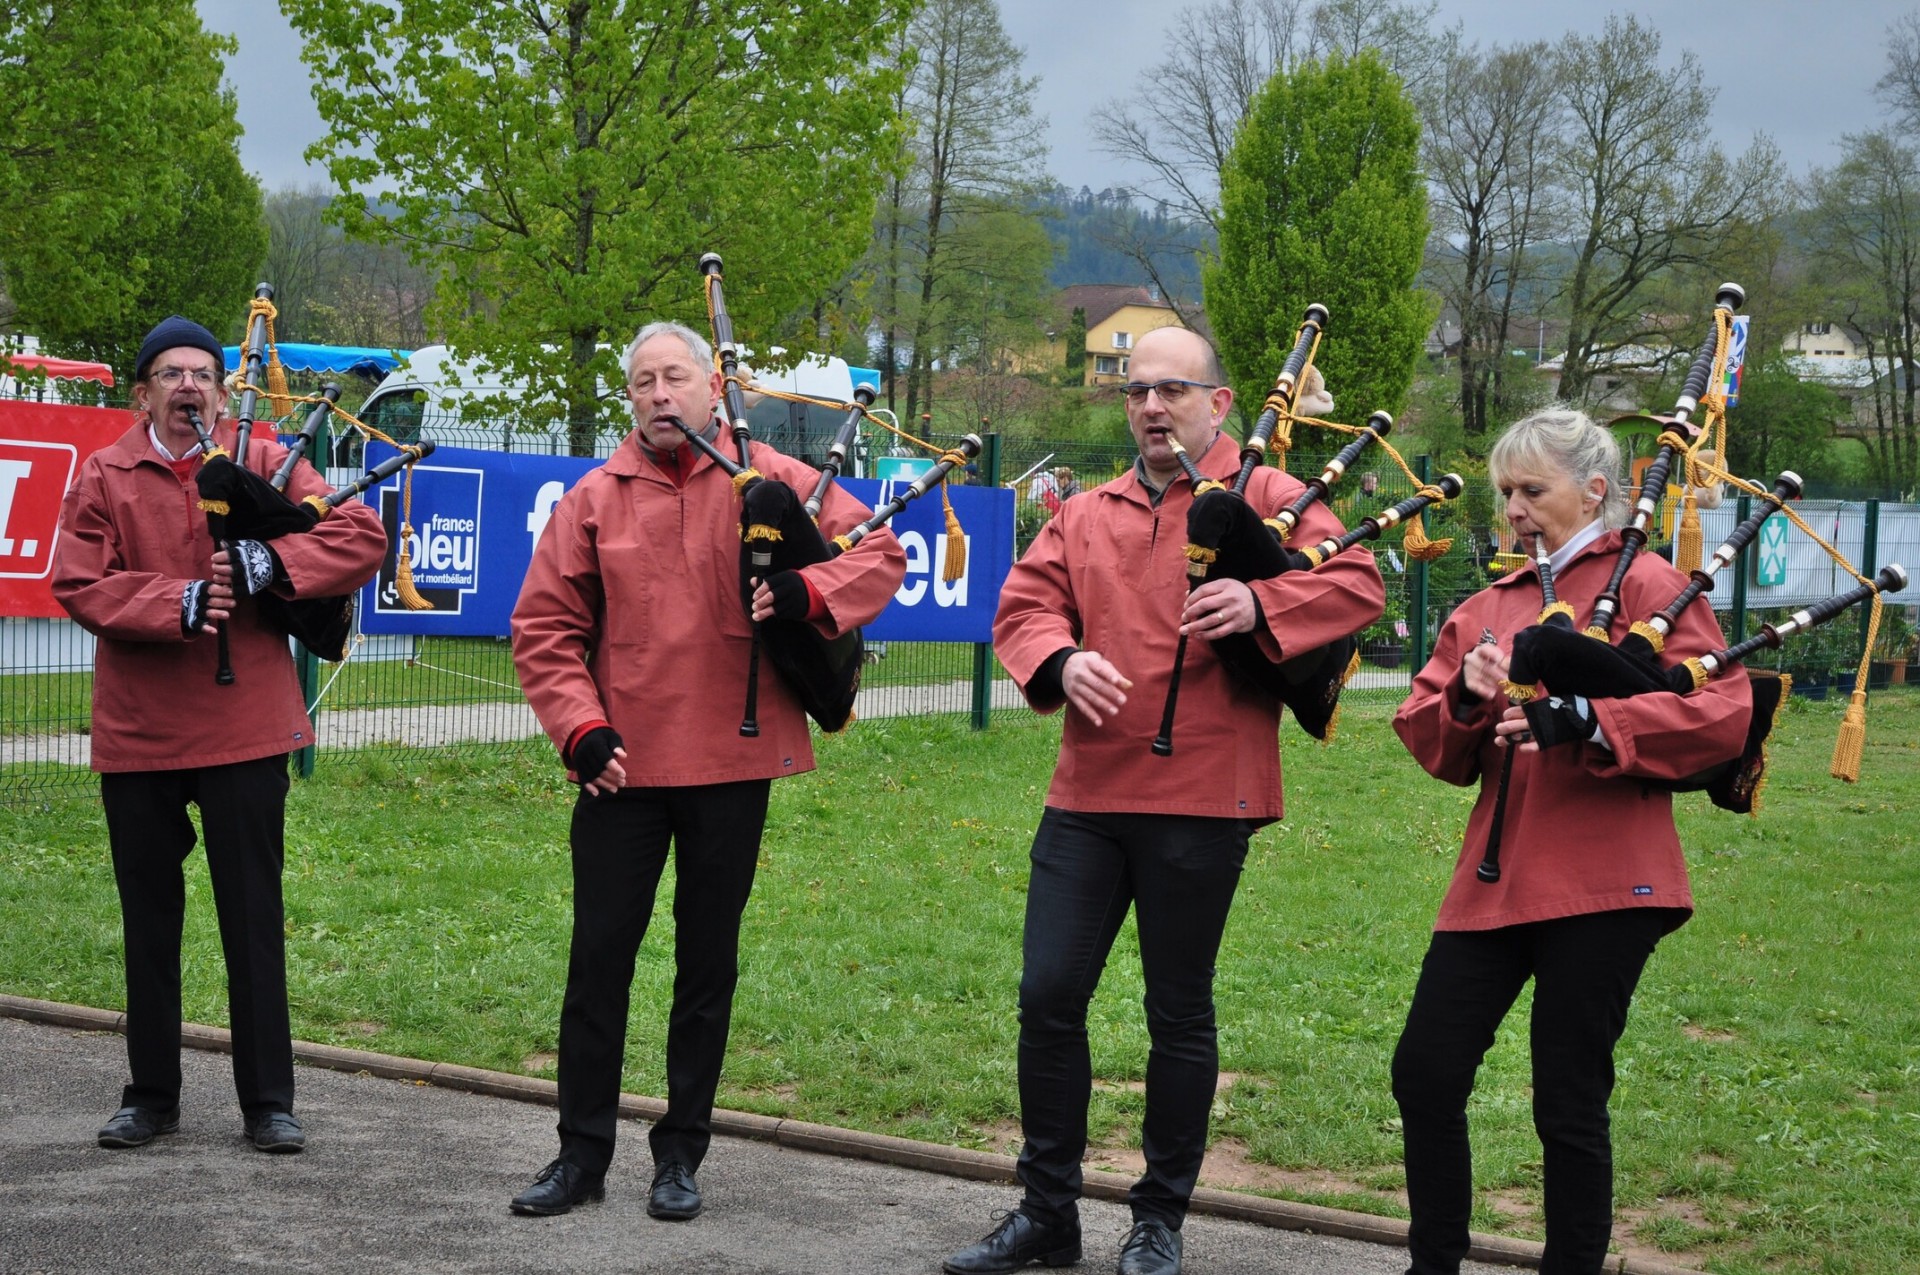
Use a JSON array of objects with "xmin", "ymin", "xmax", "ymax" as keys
[
  {"xmin": 622, "ymin": 320, "xmax": 713, "ymax": 376},
  {"xmin": 1488, "ymin": 408, "xmax": 1628, "ymax": 529}
]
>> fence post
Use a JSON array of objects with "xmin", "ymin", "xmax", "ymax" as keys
[
  {"xmin": 1411, "ymin": 454, "xmax": 1433, "ymax": 671},
  {"xmin": 1729, "ymin": 491, "xmax": 1750, "ymax": 645},
  {"xmin": 971, "ymin": 431, "xmax": 1001, "ymax": 730},
  {"xmin": 1857, "ymin": 500, "xmax": 1880, "ymax": 673}
]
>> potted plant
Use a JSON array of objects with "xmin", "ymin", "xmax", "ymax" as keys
[{"xmin": 1869, "ymin": 606, "xmax": 1915, "ymax": 688}]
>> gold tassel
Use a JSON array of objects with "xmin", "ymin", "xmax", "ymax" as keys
[
  {"xmin": 941, "ymin": 489, "xmax": 967, "ymax": 582},
  {"xmin": 266, "ymin": 348, "xmax": 293, "ymax": 418},
  {"xmin": 394, "ymin": 523, "xmax": 434, "ymax": 611},
  {"xmin": 1830, "ymin": 684, "xmax": 1869, "ymax": 783},
  {"xmin": 1674, "ymin": 486, "xmax": 1703, "ymax": 574}
]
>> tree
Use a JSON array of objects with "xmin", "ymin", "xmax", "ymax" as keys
[
  {"xmin": 1089, "ymin": 0, "xmax": 1441, "ymax": 307},
  {"xmin": 1720, "ymin": 351, "xmax": 1847, "ymax": 489},
  {"xmin": 1804, "ymin": 131, "xmax": 1920, "ymax": 494},
  {"xmin": 866, "ymin": 0, "xmax": 1048, "ymax": 423},
  {"xmin": 1422, "ymin": 40, "xmax": 1559, "ymax": 437},
  {"xmin": 283, "ymin": 0, "xmax": 912, "ymax": 455},
  {"xmin": 1549, "ymin": 16, "xmax": 1779, "ymax": 403},
  {"xmin": 1205, "ymin": 52, "xmax": 1431, "ymax": 433},
  {"xmin": 44, "ymin": 132, "xmax": 268, "ymax": 378},
  {"xmin": 1064, "ymin": 306, "xmax": 1088, "ymax": 380},
  {"xmin": 2, "ymin": 1, "xmax": 261, "ymax": 368}
]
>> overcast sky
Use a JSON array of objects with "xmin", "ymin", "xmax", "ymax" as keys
[{"xmin": 206, "ymin": 1, "xmax": 1910, "ymax": 197}]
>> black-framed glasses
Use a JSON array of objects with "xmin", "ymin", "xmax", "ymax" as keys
[
  {"xmin": 1120, "ymin": 378, "xmax": 1217, "ymax": 405},
  {"xmin": 148, "ymin": 367, "xmax": 221, "ymax": 388}
]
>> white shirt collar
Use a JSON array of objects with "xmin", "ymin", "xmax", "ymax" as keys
[
  {"xmin": 147, "ymin": 424, "xmax": 203, "ymax": 463},
  {"xmin": 1548, "ymin": 518, "xmax": 1608, "ymax": 575}
]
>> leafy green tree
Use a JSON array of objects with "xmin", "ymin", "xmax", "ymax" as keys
[
  {"xmin": 283, "ymin": 0, "xmax": 912, "ymax": 454},
  {"xmin": 1064, "ymin": 306, "xmax": 1087, "ymax": 380},
  {"xmin": 1205, "ymin": 51, "xmax": 1430, "ymax": 432},
  {"xmin": 2, "ymin": 0, "xmax": 259, "ymax": 369},
  {"xmin": 1716, "ymin": 352, "xmax": 1846, "ymax": 489}
]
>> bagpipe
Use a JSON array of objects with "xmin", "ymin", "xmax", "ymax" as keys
[
  {"xmin": 1153, "ymin": 303, "xmax": 1464, "ymax": 754},
  {"xmin": 187, "ymin": 282, "xmax": 433, "ymax": 682},
  {"xmin": 693, "ymin": 253, "xmax": 980, "ymax": 735},
  {"xmin": 1478, "ymin": 281, "xmax": 1909, "ymax": 882}
]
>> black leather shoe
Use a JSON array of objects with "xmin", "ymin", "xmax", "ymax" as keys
[
  {"xmin": 647, "ymin": 1160, "xmax": 703, "ymax": 1220},
  {"xmin": 943, "ymin": 1210, "xmax": 1083, "ymax": 1274},
  {"xmin": 243, "ymin": 1110, "xmax": 306, "ymax": 1154},
  {"xmin": 511, "ymin": 1158, "xmax": 605, "ymax": 1216},
  {"xmin": 1116, "ymin": 1220, "xmax": 1182, "ymax": 1275},
  {"xmin": 97, "ymin": 1105, "xmax": 179, "ymax": 1149}
]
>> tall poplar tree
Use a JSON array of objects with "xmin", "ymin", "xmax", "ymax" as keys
[
  {"xmin": 1204, "ymin": 52, "xmax": 1429, "ymax": 431},
  {"xmin": 283, "ymin": 0, "xmax": 912, "ymax": 454}
]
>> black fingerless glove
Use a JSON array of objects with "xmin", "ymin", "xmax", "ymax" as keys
[
  {"xmin": 182, "ymin": 580, "xmax": 211, "ymax": 636},
  {"xmin": 230, "ymin": 538, "xmax": 283, "ymax": 597},
  {"xmin": 1522, "ymin": 693, "xmax": 1600, "ymax": 749},
  {"xmin": 761, "ymin": 570, "xmax": 811, "ymax": 621},
  {"xmin": 566, "ymin": 726, "xmax": 624, "ymax": 785}
]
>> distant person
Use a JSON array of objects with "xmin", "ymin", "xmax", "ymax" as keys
[
  {"xmin": 1053, "ymin": 466, "xmax": 1079, "ymax": 501},
  {"xmin": 1389, "ymin": 409, "xmax": 1751, "ymax": 1274},
  {"xmin": 52, "ymin": 316, "xmax": 386, "ymax": 1154},
  {"xmin": 508, "ymin": 320, "xmax": 905, "ymax": 1222},
  {"xmin": 948, "ymin": 326, "xmax": 1383, "ymax": 1275},
  {"xmin": 1026, "ymin": 466, "xmax": 1062, "ymax": 515}
]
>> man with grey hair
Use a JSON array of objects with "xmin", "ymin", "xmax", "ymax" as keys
[{"xmin": 508, "ymin": 320, "xmax": 904, "ymax": 1220}]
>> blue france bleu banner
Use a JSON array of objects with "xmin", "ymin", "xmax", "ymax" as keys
[{"xmin": 356, "ymin": 443, "xmax": 1014, "ymax": 641}]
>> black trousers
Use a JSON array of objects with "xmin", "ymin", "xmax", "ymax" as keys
[
  {"xmin": 100, "ymin": 756, "xmax": 293, "ymax": 1117},
  {"xmin": 555, "ymin": 779, "xmax": 769, "ymax": 1176},
  {"xmin": 1391, "ymin": 907, "xmax": 1679, "ymax": 1275},
  {"xmin": 1015, "ymin": 807, "xmax": 1252, "ymax": 1229}
]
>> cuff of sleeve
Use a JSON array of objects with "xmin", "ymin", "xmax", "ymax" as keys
[
  {"xmin": 1026, "ymin": 646, "xmax": 1076, "ymax": 706},
  {"xmin": 564, "ymin": 720, "xmax": 612, "ymax": 764},
  {"xmin": 803, "ymin": 574, "xmax": 828, "ymax": 622}
]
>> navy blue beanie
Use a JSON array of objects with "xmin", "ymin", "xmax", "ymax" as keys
[{"xmin": 135, "ymin": 316, "xmax": 226, "ymax": 381}]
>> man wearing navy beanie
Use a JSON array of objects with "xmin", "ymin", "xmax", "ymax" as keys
[{"xmin": 51, "ymin": 314, "xmax": 386, "ymax": 1154}]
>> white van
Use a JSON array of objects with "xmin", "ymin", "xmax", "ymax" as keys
[{"xmin": 356, "ymin": 344, "xmax": 881, "ymax": 468}]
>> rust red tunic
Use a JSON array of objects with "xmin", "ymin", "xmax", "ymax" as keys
[
  {"xmin": 53, "ymin": 419, "xmax": 388, "ymax": 772},
  {"xmin": 1393, "ymin": 531, "xmax": 1753, "ymax": 931},
  {"xmin": 993, "ymin": 432, "xmax": 1386, "ymax": 822},
  {"xmin": 510, "ymin": 431, "xmax": 906, "ymax": 786}
]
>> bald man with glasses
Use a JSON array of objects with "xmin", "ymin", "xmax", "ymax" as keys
[{"xmin": 946, "ymin": 326, "xmax": 1382, "ymax": 1275}]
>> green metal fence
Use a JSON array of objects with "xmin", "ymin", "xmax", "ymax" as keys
[{"xmin": 10, "ymin": 407, "xmax": 1915, "ymax": 806}]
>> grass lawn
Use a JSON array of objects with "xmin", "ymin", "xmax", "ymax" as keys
[{"xmin": 1, "ymin": 687, "xmax": 1915, "ymax": 1273}]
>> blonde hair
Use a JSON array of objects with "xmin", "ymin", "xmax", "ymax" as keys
[{"xmin": 1487, "ymin": 408, "xmax": 1627, "ymax": 528}]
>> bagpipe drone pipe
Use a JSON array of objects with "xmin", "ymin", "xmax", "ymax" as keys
[
  {"xmin": 1476, "ymin": 280, "xmax": 1908, "ymax": 880},
  {"xmin": 190, "ymin": 401, "xmax": 433, "ymax": 674},
  {"xmin": 187, "ymin": 282, "xmax": 433, "ymax": 678},
  {"xmin": 690, "ymin": 252, "xmax": 981, "ymax": 735},
  {"xmin": 668, "ymin": 411, "xmax": 980, "ymax": 735}
]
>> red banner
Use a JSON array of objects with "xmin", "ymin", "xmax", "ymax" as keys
[{"xmin": 0, "ymin": 400, "xmax": 133, "ymax": 617}]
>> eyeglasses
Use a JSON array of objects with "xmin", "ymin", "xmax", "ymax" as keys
[
  {"xmin": 149, "ymin": 367, "xmax": 220, "ymax": 388},
  {"xmin": 1120, "ymin": 378, "xmax": 1217, "ymax": 405}
]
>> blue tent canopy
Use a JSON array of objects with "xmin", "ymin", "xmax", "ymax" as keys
[{"xmin": 221, "ymin": 343, "xmax": 411, "ymax": 379}]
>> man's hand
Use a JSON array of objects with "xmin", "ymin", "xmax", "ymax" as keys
[
  {"xmin": 1521, "ymin": 693, "xmax": 1600, "ymax": 750},
  {"xmin": 182, "ymin": 579, "xmax": 234, "ymax": 637},
  {"xmin": 1180, "ymin": 579, "xmax": 1257, "ymax": 638},
  {"xmin": 750, "ymin": 571, "xmax": 809, "ymax": 623},
  {"xmin": 1061, "ymin": 650, "xmax": 1132, "ymax": 727},
  {"xmin": 569, "ymin": 726, "xmax": 629, "ymax": 796},
  {"xmin": 218, "ymin": 539, "xmax": 280, "ymax": 597}
]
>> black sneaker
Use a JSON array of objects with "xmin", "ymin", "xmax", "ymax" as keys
[{"xmin": 97, "ymin": 1105, "xmax": 179, "ymax": 1149}]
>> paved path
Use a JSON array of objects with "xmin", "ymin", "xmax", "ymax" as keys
[{"xmin": 0, "ymin": 1009, "xmax": 1551, "ymax": 1275}]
